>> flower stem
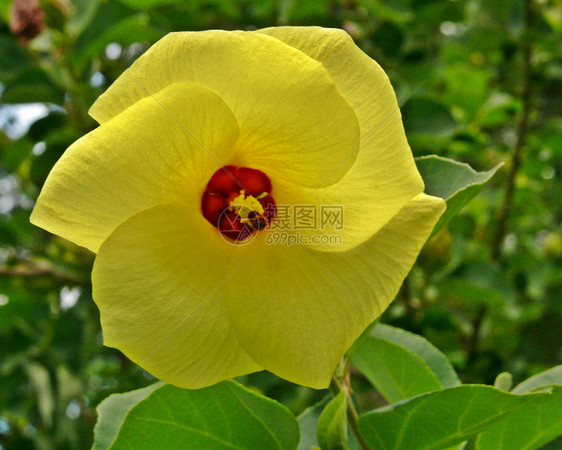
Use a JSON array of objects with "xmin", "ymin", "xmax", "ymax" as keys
[{"xmin": 330, "ymin": 360, "xmax": 370, "ymax": 450}]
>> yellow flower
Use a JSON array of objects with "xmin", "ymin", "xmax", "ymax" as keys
[{"xmin": 31, "ymin": 27, "xmax": 445, "ymax": 389}]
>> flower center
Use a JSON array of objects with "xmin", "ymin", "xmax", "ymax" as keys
[{"xmin": 201, "ymin": 165, "xmax": 276, "ymax": 242}]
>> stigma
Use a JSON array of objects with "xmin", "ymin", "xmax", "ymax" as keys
[{"xmin": 201, "ymin": 166, "xmax": 276, "ymax": 242}]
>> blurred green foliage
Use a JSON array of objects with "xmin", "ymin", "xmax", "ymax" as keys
[{"xmin": 0, "ymin": 0, "xmax": 560, "ymax": 448}]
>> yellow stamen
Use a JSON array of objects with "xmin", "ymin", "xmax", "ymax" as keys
[{"xmin": 230, "ymin": 190, "xmax": 265, "ymax": 221}]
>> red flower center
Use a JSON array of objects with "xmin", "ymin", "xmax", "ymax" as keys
[{"xmin": 201, "ymin": 165, "xmax": 276, "ymax": 242}]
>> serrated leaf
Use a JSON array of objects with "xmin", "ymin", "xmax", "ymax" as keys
[
  {"xmin": 350, "ymin": 331, "xmax": 443, "ymax": 404},
  {"xmin": 93, "ymin": 381, "xmax": 299, "ymax": 450},
  {"xmin": 93, "ymin": 383, "xmax": 161, "ymax": 450},
  {"xmin": 358, "ymin": 385, "xmax": 548, "ymax": 450},
  {"xmin": 416, "ymin": 155, "xmax": 501, "ymax": 237},
  {"xmin": 372, "ymin": 324, "xmax": 460, "ymax": 388},
  {"xmin": 476, "ymin": 386, "xmax": 562, "ymax": 450},
  {"xmin": 317, "ymin": 391, "xmax": 347, "ymax": 450}
]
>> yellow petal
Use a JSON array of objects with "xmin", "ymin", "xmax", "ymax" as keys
[
  {"xmin": 92, "ymin": 203, "xmax": 261, "ymax": 389},
  {"xmin": 225, "ymin": 193, "xmax": 445, "ymax": 388},
  {"xmin": 258, "ymin": 27, "xmax": 425, "ymax": 251},
  {"xmin": 89, "ymin": 30, "xmax": 360, "ymax": 188},
  {"xmin": 31, "ymin": 82, "xmax": 239, "ymax": 253}
]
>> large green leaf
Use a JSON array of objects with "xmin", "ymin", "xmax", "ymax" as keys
[
  {"xmin": 93, "ymin": 383, "xmax": 162, "ymax": 450},
  {"xmin": 358, "ymin": 385, "xmax": 548, "ymax": 450},
  {"xmin": 371, "ymin": 324, "xmax": 460, "ymax": 388},
  {"xmin": 475, "ymin": 386, "xmax": 562, "ymax": 450},
  {"xmin": 317, "ymin": 391, "xmax": 347, "ymax": 450},
  {"xmin": 350, "ymin": 331, "xmax": 443, "ymax": 403},
  {"xmin": 416, "ymin": 155, "xmax": 501, "ymax": 237},
  {"xmin": 93, "ymin": 381, "xmax": 299, "ymax": 450},
  {"xmin": 474, "ymin": 366, "xmax": 562, "ymax": 449}
]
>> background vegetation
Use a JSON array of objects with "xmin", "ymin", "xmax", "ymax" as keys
[{"xmin": 0, "ymin": 0, "xmax": 560, "ymax": 448}]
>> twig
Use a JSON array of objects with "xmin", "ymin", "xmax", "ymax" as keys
[{"xmin": 491, "ymin": 0, "xmax": 535, "ymax": 260}]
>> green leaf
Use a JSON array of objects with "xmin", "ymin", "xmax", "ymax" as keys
[
  {"xmin": 93, "ymin": 381, "xmax": 299, "ymax": 450},
  {"xmin": 415, "ymin": 155, "xmax": 501, "ymax": 237},
  {"xmin": 493, "ymin": 372, "xmax": 513, "ymax": 392},
  {"xmin": 372, "ymin": 324, "xmax": 460, "ymax": 388},
  {"xmin": 475, "ymin": 93, "xmax": 521, "ymax": 128},
  {"xmin": 356, "ymin": 0, "xmax": 412, "ymax": 24},
  {"xmin": 24, "ymin": 362, "xmax": 55, "ymax": 428},
  {"xmin": 298, "ymin": 397, "xmax": 330, "ymax": 450},
  {"xmin": 0, "ymin": 36, "xmax": 31, "ymax": 79},
  {"xmin": 403, "ymin": 98, "xmax": 458, "ymax": 137},
  {"xmin": 72, "ymin": 0, "xmax": 134, "ymax": 48},
  {"xmin": 317, "ymin": 391, "xmax": 347, "ymax": 450},
  {"xmin": 0, "ymin": 68, "xmax": 64, "ymax": 104},
  {"xmin": 0, "ymin": 278, "xmax": 48, "ymax": 334},
  {"xmin": 476, "ymin": 386, "xmax": 562, "ymax": 450},
  {"xmin": 66, "ymin": 0, "xmax": 102, "ymax": 37},
  {"xmin": 28, "ymin": 113, "xmax": 69, "ymax": 141},
  {"xmin": 93, "ymin": 383, "xmax": 162, "ymax": 450},
  {"xmin": 29, "ymin": 139, "xmax": 69, "ymax": 187},
  {"xmin": 0, "ymin": 210, "xmax": 36, "ymax": 248},
  {"xmin": 443, "ymin": 65, "xmax": 491, "ymax": 118},
  {"xmin": 116, "ymin": 0, "xmax": 182, "ymax": 8},
  {"xmin": 512, "ymin": 365, "xmax": 562, "ymax": 394},
  {"xmin": 358, "ymin": 385, "xmax": 548, "ymax": 450},
  {"xmin": 42, "ymin": 1, "xmax": 67, "ymax": 32},
  {"xmin": 73, "ymin": 14, "xmax": 163, "ymax": 71},
  {"xmin": 0, "ymin": 136, "xmax": 33, "ymax": 172},
  {"xmin": 350, "ymin": 330, "xmax": 443, "ymax": 403}
]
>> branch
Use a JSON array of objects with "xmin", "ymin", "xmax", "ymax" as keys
[
  {"xmin": 0, "ymin": 260, "xmax": 87, "ymax": 285},
  {"xmin": 471, "ymin": 0, "xmax": 535, "ymax": 359},
  {"xmin": 491, "ymin": 0, "xmax": 535, "ymax": 260}
]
